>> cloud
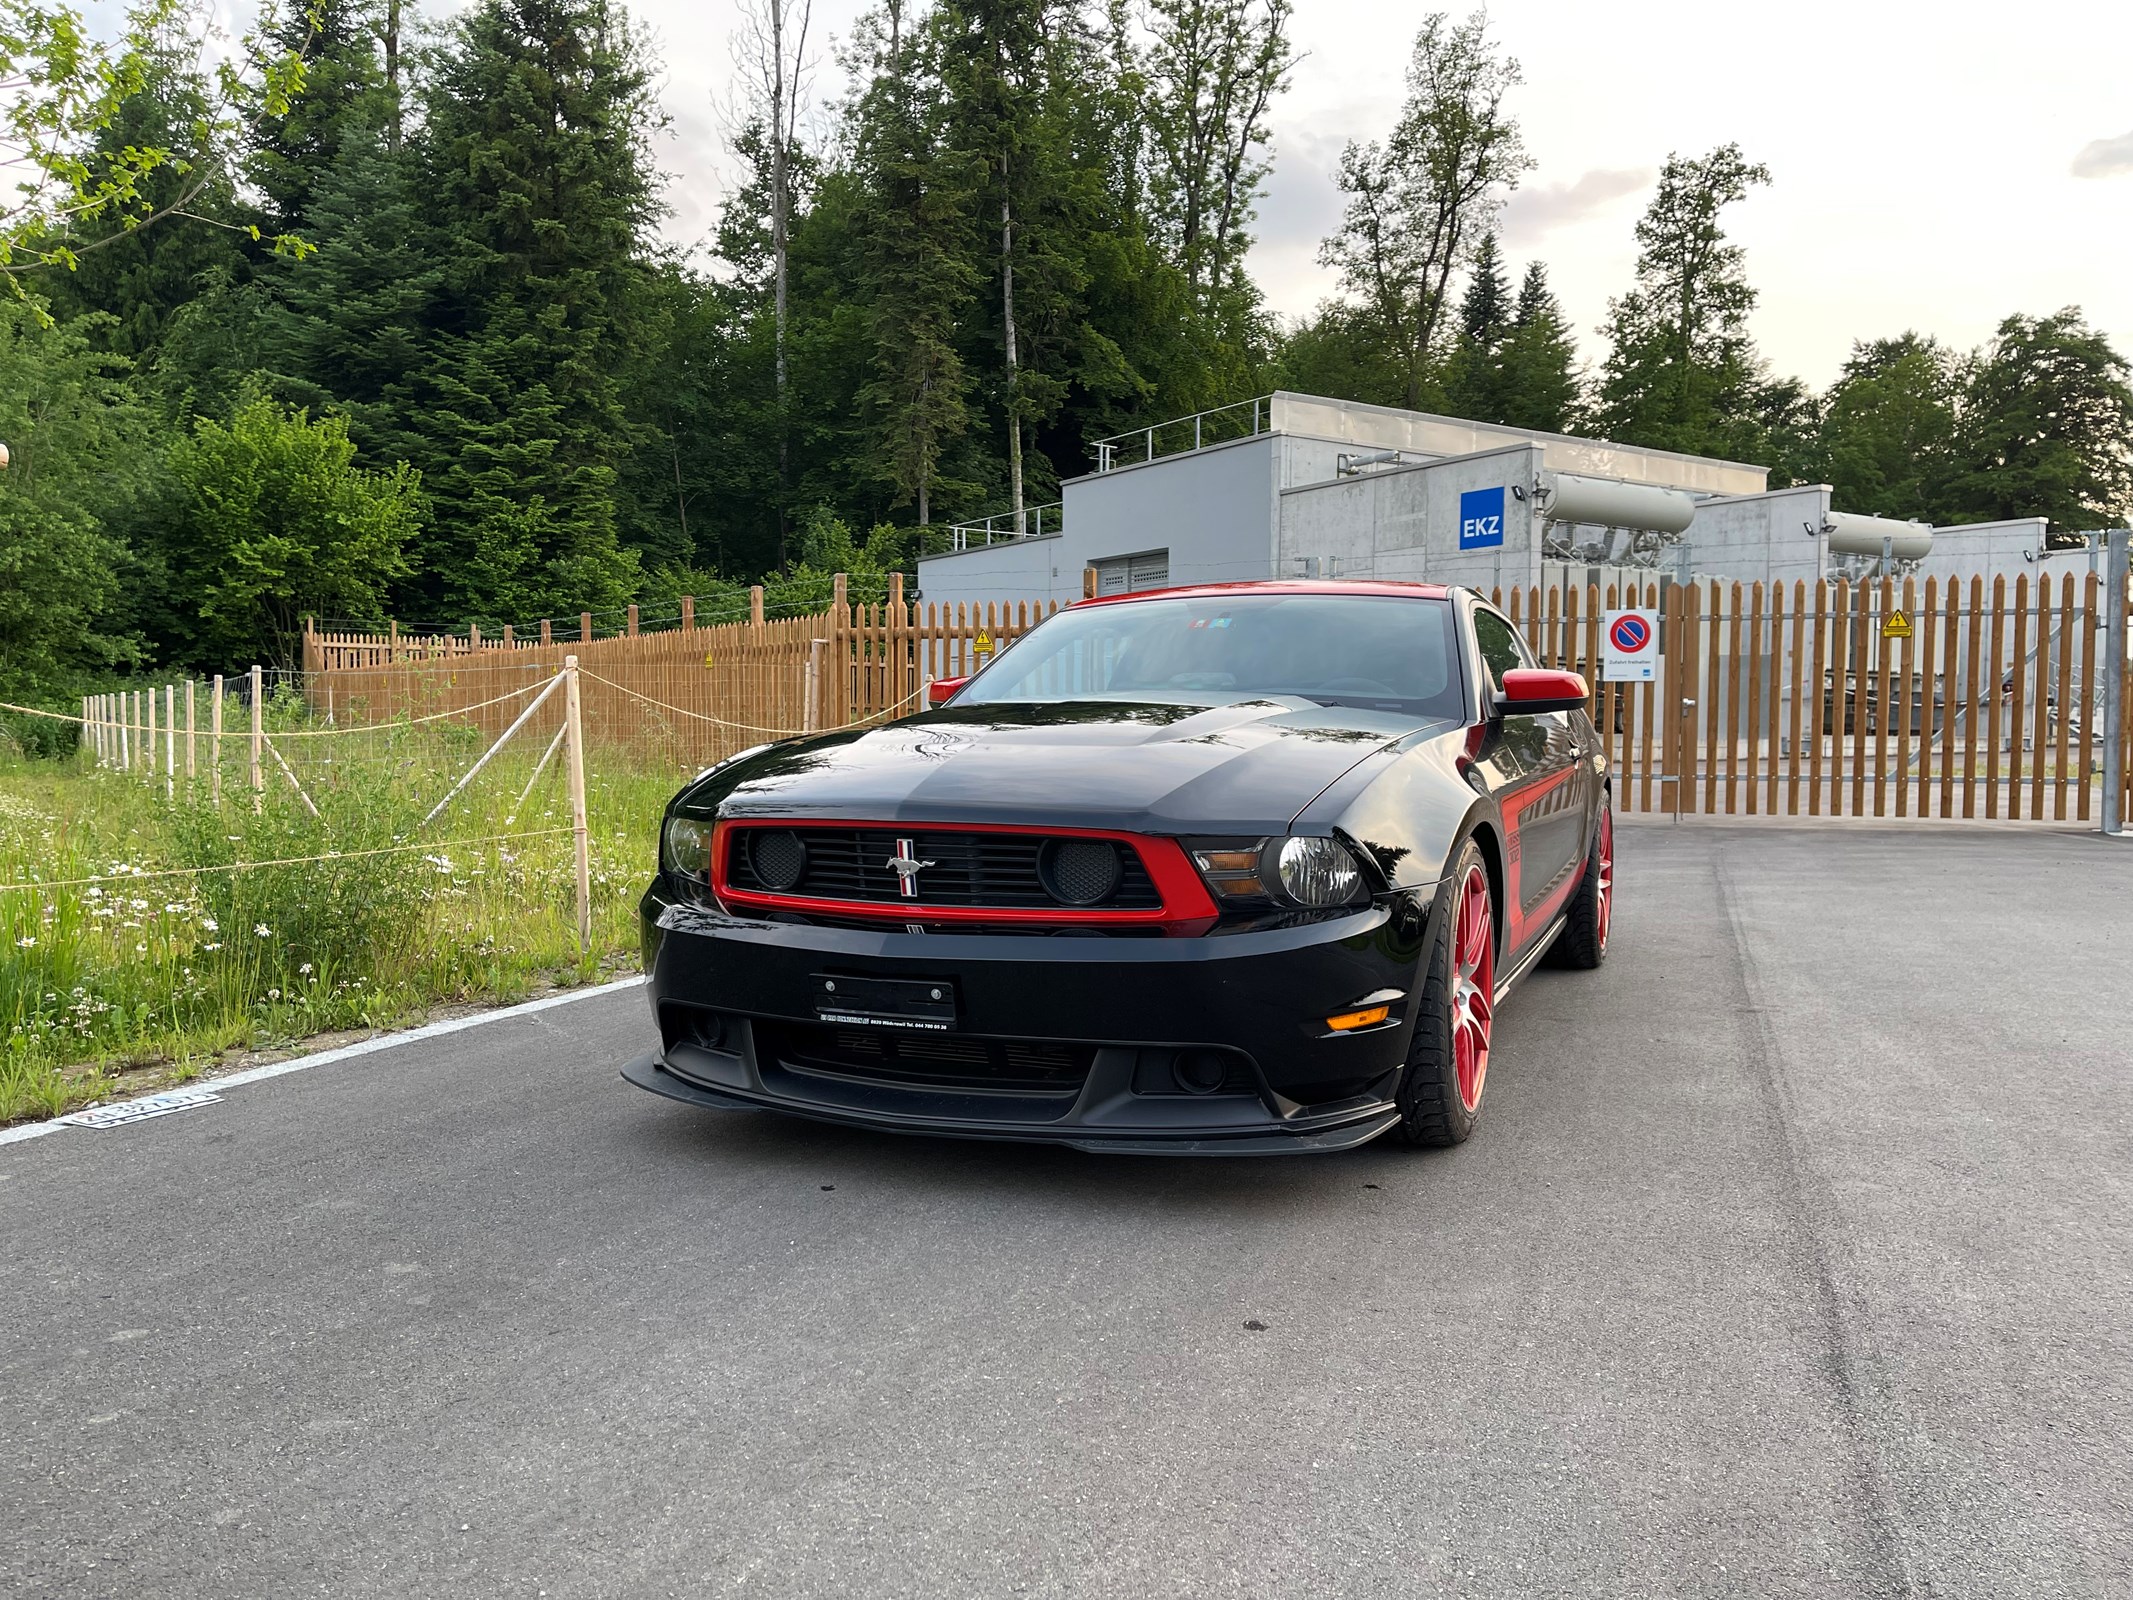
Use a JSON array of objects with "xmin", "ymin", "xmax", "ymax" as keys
[
  {"xmin": 1500, "ymin": 167, "xmax": 1651, "ymax": 247},
  {"xmin": 2071, "ymin": 130, "xmax": 2133, "ymax": 179}
]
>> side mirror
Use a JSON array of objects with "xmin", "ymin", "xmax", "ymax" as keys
[
  {"xmin": 927, "ymin": 676, "xmax": 969, "ymax": 708},
  {"xmin": 1498, "ymin": 667, "xmax": 1589, "ymax": 716}
]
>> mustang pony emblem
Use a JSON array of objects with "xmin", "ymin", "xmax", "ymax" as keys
[{"xmin": 885, "ymin": 838, "xmax": 937, "ymax": 898}]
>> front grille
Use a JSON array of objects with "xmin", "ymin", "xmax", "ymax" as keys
[
  {"xmin": 758, "ymin": 1021, "xmax": 1096, "ymax": 1094},
  {"xmin": 726, "ymin": 826, "xmax": 1161, "ymax": 911}
]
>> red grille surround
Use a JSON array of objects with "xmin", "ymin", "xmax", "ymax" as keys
[{"xmin": 707, "ymin": 818, "xmax": 1220, "ymax": 936}]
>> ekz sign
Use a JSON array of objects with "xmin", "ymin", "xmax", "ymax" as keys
[{"xmin": 1458, "ymin": 485, "xmax": 1506, "ymax": 551}]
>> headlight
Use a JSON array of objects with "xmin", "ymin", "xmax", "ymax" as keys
[
  {"xmin": 1189, "ymin": 836, "xmax": 1370, "ymax": 909},
  {"xmin": 1275, "ymin": 836, "xmax": 1365, "ymax": 907},
  {"xmin": 662, "ymin": 815, "xmax": 714, "ymax": 880}
]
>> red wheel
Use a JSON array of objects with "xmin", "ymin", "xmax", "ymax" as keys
[
  {"xmin": 1550, "ymin": 798, "xmax": 1612, "ymax": 970},
  {"xmin": 1450, "ymin": 863, "xmax": 1495, "ymax": 1112},
  {"xmin": 1391, "ymin": 837, "xmax": 1496, "ymax": 1146}
]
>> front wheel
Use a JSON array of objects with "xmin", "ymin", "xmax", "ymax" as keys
[{"xmin": 1388, "ymin": 838, "xmax": 1495, "ymax": 1147}]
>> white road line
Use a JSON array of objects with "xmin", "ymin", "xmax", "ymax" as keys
[{"xmin": 0, "ymin": 976, "xmax": 647, "ymax": 1149}]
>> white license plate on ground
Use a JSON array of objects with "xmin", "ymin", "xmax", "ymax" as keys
[{"xmin": 61, "ymin": 1088, "xmax": 222, "ymax": 1129}]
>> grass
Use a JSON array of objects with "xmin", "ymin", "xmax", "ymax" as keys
[{"xmin": 0, "ymin": 701, "xmax": 683, "ymax": 1125}]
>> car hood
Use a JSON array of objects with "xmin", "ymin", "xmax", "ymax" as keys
[{"xmin": 689, "ymin": 699, "xmax": 1451, "ymax": 836}]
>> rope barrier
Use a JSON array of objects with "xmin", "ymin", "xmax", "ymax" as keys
[
  {"xmin": 0, "ymin": 828, "xmax": 575, "ymax": 895},
  {"xmin": 573, "ymin": 669, "xmax": 928, "ymax": 737},
  {"xmin": 14, "ymin": 674, "xmax": 561, "ymax": 741}
]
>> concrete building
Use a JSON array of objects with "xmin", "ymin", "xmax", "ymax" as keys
[{"xmin": 915, "ymin": 391, "xmax": 2075, "ymax": 609}]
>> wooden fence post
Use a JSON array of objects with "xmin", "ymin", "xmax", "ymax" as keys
[
  {"xmin": 750, "ymin": 586, "xmax": 765, "ymax": 627},
  {"xmin": 626, "ymin": 604, "xmax": 639, "ymax": 636},
  {"xmin": 1084, "ymin": 566, "xmax": 1099, "ymax": 599},
  {"xmin": 185, "ymin": 680, "xmax": 196, "ymax": 781},
  {"xmin": 163, "ymin": 683, "xmax": 175, "ymax": 798},
  {"xmin": 563, "ymin": 655, "xmax": 592, "ymax": 956},
  {"xmin": 579, "ymin": 612, "xmax": 593, "ymax": 643},
  {"xmin": 210, "ymin": 676, "xmax": 224, "ymax": 806},
  {"xmin": 681, "ymin": 595, "xmax": 695, "ymax": 631},
  {"xmin": 249, "ymin": 665, "xmax": 264, "ymax": 810}
]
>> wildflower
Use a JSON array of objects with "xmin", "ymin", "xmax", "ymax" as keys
[
  {"xmin": 84, "ymin": 888, "xmax": 102, "ymax": 901},
  {"xmin": 130, "ymin": 899, "xmax": 149, "ymax": 912},
  {"xmin": 15, "ymin": 935, "xmax": 33, "ymax": 948},
  {"xmin": 203, "ymin": 943, "xmax": 222, "ymax": 952},
  {"xmin": 135, "ymin": 943, "xmax": 147, "ymax": 954},
  {"xmin": 268, "ymin": 988, "xmax": 282, "ymax": 1001},
  {"xmin": 199, "ymin": 916, "xmax": 218, "ymax": 933},
  {"xmin": 254, "ymin": 924, "xmax": 271, "ymax": 938}
]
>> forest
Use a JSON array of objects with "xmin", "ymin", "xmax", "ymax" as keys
[{"xmin": 4, "ymin": 0, "xmax": 2131, "ymax": 711}]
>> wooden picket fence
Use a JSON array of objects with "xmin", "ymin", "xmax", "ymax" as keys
[
  {"xmin": 299, "ymin": 570, "xmax": 2131, "ymax": 824},
  {"xmin": 1492, "ymin": 570, "xmax": 2131, "ymax": 822},
  {"xmin": 302, "ymin": 577, "xmax": 1057, "ymax": 772}
]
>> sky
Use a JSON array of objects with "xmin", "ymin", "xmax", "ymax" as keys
[{"xmin": 596, "ymin": 0, "xmax": 2130, "ymax": 388}]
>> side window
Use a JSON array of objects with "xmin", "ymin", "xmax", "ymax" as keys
[{"xmin": 1471, "ymin": 609, "xmax": 1525, "ymax": 692}]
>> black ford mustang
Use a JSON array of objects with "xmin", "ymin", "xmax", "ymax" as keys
[{"xmin": 625, "ymin": 581, "xmax": 1613, "ymax": 1154}]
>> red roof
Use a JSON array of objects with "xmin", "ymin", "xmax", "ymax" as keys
[{"xmin": 1071, "ymin": 578, "xmax": 1452, "ymax": 609}]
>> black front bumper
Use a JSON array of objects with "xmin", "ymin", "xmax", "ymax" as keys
[{"xmin": 627, "ymin": 883, "xmax": 1434, "ymax": 1155}]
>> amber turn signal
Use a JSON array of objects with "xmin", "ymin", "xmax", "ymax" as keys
[{"xmin": 1324, "ymin": 1005, "xmax": 1390, "ymax": 1032}]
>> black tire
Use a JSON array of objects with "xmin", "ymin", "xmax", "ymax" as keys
[
  {"xmin": 1548, "ymin": 798, "xmax": 1612, "ymax": 971},
  {"xmin": 1389, "ymin": 837, "xmax": 1495, "ymax": 1148}
]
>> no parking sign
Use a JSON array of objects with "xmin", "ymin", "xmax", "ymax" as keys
[{"xmin": 1603, "ymin": 609, "xmax": 1659, "ymax": 682}]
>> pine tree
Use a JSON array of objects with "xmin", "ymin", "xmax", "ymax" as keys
[
  {"xmin": 35, "ymin": 44, "xmax": 253, "ymax": 367},
  {"xmin": 1495, "ymin": 260, "xmax": 1578, "ymax": 433},
  {"xmin": 403, "ymin": 0, "xmax": 660, "ymax": 623},
  {"xmin": 246, "ymin": 0, "xmax": 392, "ymax": 235},
  {"xmin": 1442, "ymin": 230, "xmax": 1510, "ymax": 419},
  {"xmin": 853, "ymin": 8, "xmax": 979, "ymax": 526}
]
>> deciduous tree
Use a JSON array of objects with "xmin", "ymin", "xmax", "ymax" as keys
[{"xmin": 1317, "ymin": 11, "xmax": 1528, "ymax": 411}]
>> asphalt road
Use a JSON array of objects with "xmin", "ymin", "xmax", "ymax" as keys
[{"xmin": 3, "ymin": 823, "xmax": 2129, "ymax": 1599}]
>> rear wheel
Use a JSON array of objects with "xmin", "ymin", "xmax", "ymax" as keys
[
  {"xmin": 1389, "ymin": 839, "xmax": 1495, "ymax": 1147},
  {"xmin": 1549, "ymin": 799, "xmax": 1612, "ymax": 970}
]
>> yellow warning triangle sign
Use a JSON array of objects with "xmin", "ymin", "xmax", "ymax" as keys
[
  {"xmin": 1881, "ymin": 609, "xmax": 1913, "ymax": 639},
  {"xmin": 974, "ymin": 630, "xmax": 995, "ymax": 653}
]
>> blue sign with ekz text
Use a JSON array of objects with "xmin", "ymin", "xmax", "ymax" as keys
[{"xmin": 1459, "ymin": 485, "xmax": 1506, "ymax": 550}]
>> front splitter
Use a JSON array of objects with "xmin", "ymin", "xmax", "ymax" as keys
[{"xmin": 620, "ymin": 1052, "xmax": 1397, "ymax": 1156}]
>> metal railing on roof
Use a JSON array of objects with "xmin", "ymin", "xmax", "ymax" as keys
[
  {"xmin": 1091, "ymin": 395, "xmax": 1275, "ymax": 472},
  {"xmin": 928, "ymin": 501, "xmax": 1063, "ymax": 553}
]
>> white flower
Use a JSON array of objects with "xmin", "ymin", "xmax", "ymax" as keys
[
  {"xmin": 15, "ymin": 935, "xmax": 34, "ymax": 948},
  {"xmin": 130, "ymin": 899, "xmax": 149, "ymax": 912},
  {"xmin": 254, "ymin": 924, "xmax": 271, "ymax": 938},
  {"xmin": 134, "ymin": 942, "xmax": 147, "ymax": 954},
  {"xmin": 199, "ymin": 917, "xmax": 217, "ymax": 933},
  {"xmin": 202, "ymin": 942, "xmax": 222, "ymax": 952},
  {"xmin": 298, "ymin": 962, "xmax": 313, "ymax": 975},
  {"xmin": 267, "ymin": 987, "xmax": 281, "ymax": 1001},
  {"xmin": 84, "ymin": 887, "xmax": 103, "ymax": 901}
]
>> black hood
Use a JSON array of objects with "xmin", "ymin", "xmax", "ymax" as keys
[{"xmin": 685, "ymin": 699, "xmax": 1452, "ymax": 836}]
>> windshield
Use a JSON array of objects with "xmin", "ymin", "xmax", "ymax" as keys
[{"xmin": 955, "ymin": 592, "xmax": 1466, "ymax": 719}]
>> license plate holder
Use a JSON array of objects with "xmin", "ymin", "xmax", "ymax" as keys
[{"xmin": 811, "ymin": 973, "xmax": 958, "ymax": 1031}]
